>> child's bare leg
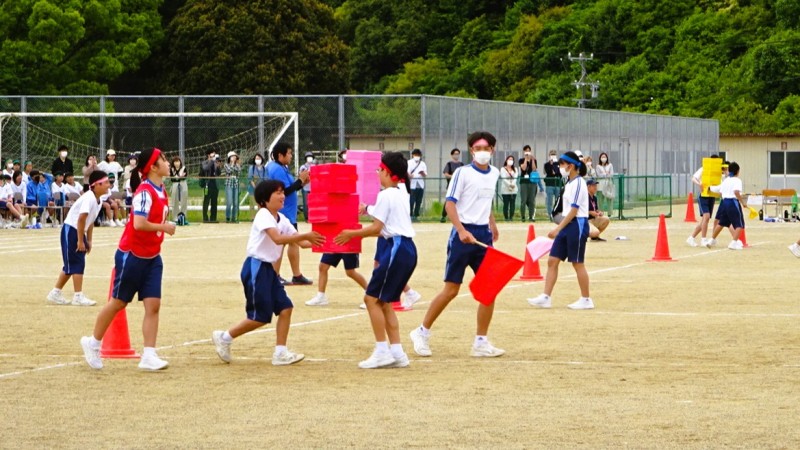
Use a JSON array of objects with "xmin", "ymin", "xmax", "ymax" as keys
[
  {"xmin": 382, "ymin": 302, "xmax": 400, "ymax": 344},
  {"xmin": 476, "ymin": 302, "xmax": 495, "ymax": 336},
  {"xmin": 318, "ymin": 263, "xmax": 330, "ymax": 292},
  {"xmin": 731, "ymin": 227, "xmax": 742, "ymax": 241},
  {"xmin": 711, "ymin": 224, "xmax": 723, "ymax": 239},
  {"xmin": 71, "ymin": 274, "xmax": 84, "ymax": 292},
  {"xmin": 345, "ymin": 268, "xmax": 367, "ymax": 289},
  {"xmin": 543, "ymin": 256, "xmax": 560, "ymax": 296},
  {"xmin": 422, "ymin": 282, "xmax": 460, "ymax": 330},
  {"xmin": 55, "ymin": 272, "xmax": 71, "ymax": 290},
  {"xmin": 93, "ymin": 298, "xmax": 128, "ymax": 340},
  {"xmin": 364, "ymin": 296, "xmax": 387, "ymax": 341},
  {"xmin": 142, "ymin": 297, "xmax": 161, "ymax": 347},
  {"xmin": 573, "ymin": 262, "xmax": 590, "ymax": 297},
  {"xmin": 275, "ymin": 308, "xmax": 292, "ymax": 346},
  {"xmin": 227, "ymin": 318, "xmax": 266, "ymax": 339}
]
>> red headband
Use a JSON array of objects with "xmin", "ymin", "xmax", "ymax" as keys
[
  {"xmin": 141, "ymin": 148, "xmax": 162, "ymax": 176},
  {"xmin": 379, "ymin": 162, "xmax": 401, "ymax": 182}
]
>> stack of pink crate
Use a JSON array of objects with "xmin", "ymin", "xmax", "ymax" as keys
[
  {"xmin": 344, "ymin": 150, "xmax": 382, "ymax": 206},
  {"xmin": 308, "ymin": 164, "xmax": 361, "ymax": 253}
]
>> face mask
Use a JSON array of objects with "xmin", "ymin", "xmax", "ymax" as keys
[
  {"xmin": 6, "ymin": 163, "xmax": 11, "ymax": 169},
  {"xmin": 413, "ymin": 156, "xmax": 421, "ymax": 163},
  {"xmin": 600, "ymin": 157, "xmax": 607, "ymax": 163},
  {"xmin": 341, "ymin": 155, "xmax": 347, "ymax": 162},
  {"xmin": 506, "ymin": 160, "xmax": 514, "ymax": 167},
  {"xmin": 60, "ymin": 151, "xmax": 67, "ymax": 158},
  {"xmin": 473, "ymin": 151, "xmax": 491, "ymax": 165},
  {"xmin": 559, "ymin": 167, "xmax": 569, "ymax": 177},
  {"xmin": 452, "ymin": 154, "xmax": 460, "ymax": 161},
  {"xmin": 306, "ymin": 157, "xmax": 313, "ymax": 163},
  {"xmin": 255, "ymin": 158, "xmax": 263, "ymax": 165},
  {"xmin": 524, "ymin": 152, "xmax": 531, "ymax": 157},
  {"xmin": 550, "ymin": 155, "xmax": 558, "ymax": 162}
]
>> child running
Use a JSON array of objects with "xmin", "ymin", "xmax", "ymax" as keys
[
  {"xmin": 334, "ymin": 151, "xmax": 417, "ymax": 369},
  {"xmin": 212, "ymin": 180, "xmax": 325, "ymax": 366},
  {"xmin": 527, "ymin": 151, "xmax": 594, "ymax": 310},
  {"xmin": 409, "ymin": 131, "xmax": 503, "ymax": 358},
  {"xmin": 46, "ymin": 170, "xmax": 110, "ymax": 306},
  {"xmin": 707, "ymin": 162, "xmax": 746, "ymax": 250},
  {"xmin": 80, "ymin": 147, "xmax": 176, "ymax": 371},
  {"xmin": 305, "ymin": 252, "xmax": 368, "ymax": 307}
]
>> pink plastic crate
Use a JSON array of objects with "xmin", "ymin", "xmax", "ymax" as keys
[
  {"xmin": 310, "ymin": 164, "xmax": 357, "ymax": 194},
  {"xmin": 311, "ymin": 222, "xmax": 362, "ymax": 254},
  {"xmin": 345, "ymin": 151, "xmax": 382, "ymax": 205},
  {"xmin": 306, "ymin": 193, "xmax": 359, "ymax": 224}
]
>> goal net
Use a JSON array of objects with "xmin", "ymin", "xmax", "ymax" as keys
[{"xmin": 0, "ymin": 112, "xmax": 298, "ymax": 179}]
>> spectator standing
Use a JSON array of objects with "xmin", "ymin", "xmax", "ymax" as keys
[
  {"xmin": 543, "ymin": 149, "xmax": 562, "ymax": 220},
  {"xmin": 224, "ymin": 151, "xmax": 242, "ymax": 223},
  {"xmin": 440, "ymin": 148, "xmax": 464, "ymax": 223},
  {"xmin": 518, "ymin": 145, "xmax": 538, "ymax": 222},
  {"xmin": 299, "ymin": 151, "xmax": 315, "ymax": 223},
  {"xmin": 169, "ymin": 157, "xmax": 188, "ymax": 223},
  {"xmin": 499, "ymin": 155, "xmax": 518, "ymax": 221},
  {"xmin": 51, "ymin": 145, "xmax": 73, "ymax": 179},
  {"xmin": 97, "ymin": 149, "xmax": 124, "ymax": 190},
  {"xmin": 595, "ymin": 152, "xmax": 615, "ymax": 215},
  {"xmin": 22, "ymin": 160, "xmax": 33, "ymax": 184},
  {"xmin": 82, "ymin": 155, "xmax": 99, "ymax": 191},
  {"xmin": 122, "ymin": 154, "xmax": 138, "ymax": 187},
  {"xmin": 408, "ymin": 149, "xmax": 427, "ymax": 222},
  {"xmin": 200, "ymin": 149, "xmax": 220, "ymax": 223},
  {"xmin": 247, "ymin": 153, "xmax": 267, "ymax": 219}
]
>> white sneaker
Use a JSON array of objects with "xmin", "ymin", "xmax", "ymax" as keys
[
  {"xmin": 272, "ymin": 349, "xmax": 304, "ymax": 366},
  {"xmin": 686, "ymin": 236, "xmax": 698, "ymax": 247},
  {"xmin": 527, "ymin": 294, "xmax": 551, "ymax": 308},
  {"xmin": 358, "ymin": 351, "xmax": 395, "ymax": 369},
  {"xmin": 359, "ymin": 303, "xmax": 367, "ymax": 309},
  {"xmin": 402, "ymin": 289, "xmax": 422, "ymax": 309},
  {"xmin": 138, "ymin": 354, "xmax": 169, "ymax": 371},
  {"xmin": 388, "ymin": 353, "xmax": 410, "ymax": 368},
  {"xmin": 567, "ymin": 298, "xmax": 595, "ymax": 310},
  {"xmin": 409, "ymin": 328, "xmax": 432, "ymax": 356},
  {"xmin": 727, "ymin": 240, "xmax": 743, "ymax": 250},
  {"xmin": 700, "ymin": 238, "xmax": 709, "ymax": 247},
  {"xmin": 114, "ymin": 219, "xmax": 125, "ymax": 227},
  {"xmin": 19, "ymin": 214, "xmax": 28, "ymax": 228},
  {"xmin": 71, "ymin": 294, "xmax": 96, "ymax": 306},
  {"xmin": 470, "ymin": 340, "xmax": 505, "ymax": 357},
  {"xmin": 705, "ymin": 238, "xmax": 716, "ymax": 248},
  {"xmin": 46, "ymin": 289, "xmax": 69, "ymax": 305},
  {"xmin": 788, "ymin": 243, "xmax": 800, "ymax": 258},
  {"xmin": 211, "ymin": 330, "xmax": 231, "ymax": 363},
  {"xmin": 305, "ymin": 293, "xmax": 329, "ymax": 306},
  {"xmin": 80, "ymin": 336, "xmax": 103, "ymax": 369}
]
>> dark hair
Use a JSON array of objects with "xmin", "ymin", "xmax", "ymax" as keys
[
  {"xmin": 172, "ymin": 156, "xmax": 182, "ymax": 166},
  {"xmin": 505, "ymin": 155, "xmax": 516, "ymax": 166},
  {"xmin": 1, "ymin": 174, "xmax": 10, "ymax": 181},
  {"xmin": 12, "ymin": 170, "xmax": 22, "ymax": 184},
  {"xmin": 88, "ymin": 170, "xmax": 108, "ymax": 188},
  {"xmin": 84, "ymin": 154, "xmax": 95, "ymax": 166},
  {"xmin": 523, "ymin": 144, "xmax": 531, "ymax": 151},
  {"xmin": 411, "ymin": 148, "xmax": 422, "ymax": 157},
  {"xmin": 58, "ymin": 145, "xmax": 68, "ymax": 152},
  {"xmin": 338, "ymin": 150, "xmax": 347, "ymax": 159},
  {"xmin": 254, "ymin": 179, "xmax": 284, "ymax": 207},
  {"xmin": 727, "ymin": 162, "xmax": 739, "ymax": 176},
  {"xmin": 130, "ymin": 147, "xmax": 163, "ymax": 191},
  {"xmin": 467, "ymin": 131, "xmax": 497, "ymax": 148},
  {"xmin": 598, "ymin": 152, "xmax": 610, "ymax": 166},
  {"xmin": 381, "ymin": 151, "xmax": 410, "ymax": 191},
  {"xmin": 30, "ymin": 170, "xmax": 40, "ymax": 180},
  {"xmin": 559, "ymin": 151, "xmax": 587, "ymax": 177},
  {"xmin": 252, "ymin": 153, "xmax": 265, "ymax": 164},
  {"xmin": 64, "ymin": 172, "xmax": 74, "ymax": 178},
  {"xmin": 450, "ymin": 148, "xmax": 460, "ymax": 155},
  {"xmin": 271, "ymin": 142, "xmax": 292, "ymax": 162},
  {"xmin": 54, "ymin": 172, "xmax": 64, "ymax": 178},
  {"xmin": 710, "ymin": 154, "xmax": 720, "ymax": 159}
]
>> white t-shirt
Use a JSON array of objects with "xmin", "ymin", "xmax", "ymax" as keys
[
  {"xmin": 64, "ymin": 191, "xmax": 102, "ymax": 233},
  {"xmin": 0, "ymin": 183, "xmax": 12, "ymax": 201},
  {"xmin": 132, "ymin": 181, "xmax": 167, "ymax": 217},
  {"xmin": 562, "ymin": 176, "xmax": 589, "ymax": 218},
  {"xmin": 10, "ymin": 181, "xmax": 26, "ymax": 202},
  {"xmin": 711, "ymin": 176, "xmax": 742, "ymax": 199},
  {"xmin": 63, "ymin": 182, "xmax": 83, "ymax": 197},
  {"xmin": 246, "ymin": 208, "xmax": 297, "ymax": 263},
  {"xmin": 98, "ymin": 161, "xmax": 124, "ymax": 188},
  {"xmin": 367, "ymin": 185, "xmax": 415, "ymax": 239},
  {"xmin": 408, "ymin": 159, "xmax": 427, "ymax": 189},
  {"xmin": 445, "ymin": 163, "xmax": 499, "ymax": 225}
]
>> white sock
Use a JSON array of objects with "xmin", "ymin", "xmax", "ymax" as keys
[
  {"xmin": 143, "ymin": 347, "xmax": 156, "ymax": 358},
  {"xmin": 90, "ymin": 336, "xmax": 101, "ymax": 349},
  {"xmin": 51, "ymin": 288, "xmax": 61, "ymax": 294},
  {"xmin": 375, "ymin": 341, "xmax": 389, "ymax": 353},
  {"xmin": 419, "ymin": 325, "xmax": 430, "ymax": 336},
  {"xmin": 390, "ymin": 343, "xmax": 405, "ymax": 358},
  {"xmin": 222, "ymin": 331, "xmax": 233, "ymax": 343},
  {"xmin": 275, "ymin": 345, "xmax": 287, "ymax": 355},
  {"xmin": 581, "ymin": 297, "xmax": 591, "ymax": 302},
  {"xmin": 541, "ymin": 294, "xmax": 551, "ymax": 300},
  {"xmin": 474, "ymin": 336, "xmax": 487, "ymax": 346},
  {"xmin": 407, "ymin": 289, "xmax": 418, "ymax": 296},
  {"xmin": 74, "ymin": 291, "xmax": 82, "ymax": 298},
  {"xmin": 318, "ymin": 291, "xmax": 326, "ymax": 296}
]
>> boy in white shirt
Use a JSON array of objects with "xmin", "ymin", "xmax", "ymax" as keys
[
  {"xmin": 407, "ymin": 148, "xmax": 427, "ymax": 222},
  {"xmin": 212, "ymin": 180, "xmax": 324, "ymax": 366},
  {"xmin": 46, "ymin": 171, "xmax": 111, "ymax": 306},
  {"xmin": 0, "ymin": 174, "xmax": 27, "ymax": 226},
  {"xmin": 707, "ymin": 162, "xmax": 746, "ymax": 250}
]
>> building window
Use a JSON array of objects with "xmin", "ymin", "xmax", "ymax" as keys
[{"xmin": 768, "ymin": 151, "xmax": 800, "ymax": 175}]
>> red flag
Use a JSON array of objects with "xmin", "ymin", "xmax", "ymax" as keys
[{"xmin": 469, "ymin": 246, "xmax": 524, "ymax": 305}]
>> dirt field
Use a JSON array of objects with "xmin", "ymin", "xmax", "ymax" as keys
[{"xmin": 1, "ymin": 217, "xmax": 799, "ymax": 449}]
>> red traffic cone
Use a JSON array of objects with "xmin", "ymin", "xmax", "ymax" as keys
[
  {"xmin": 684, "ymin": 193, "xmax": 697, "ymax": 223},
  {"xmin": 649, "ymin": 214, "xmax": 676, "ymax": 262},
  {"xmin": 392, "ymin": 301, "xmax": 412, "ymax": 312},
  {"xmin": 100, "ymin": 268, "xmax": 139, "ymax": 359},
  {"xmin": 739, "ymin": 228, "xmax": 750, "ymax": 248},
  {"xmin": 516, "ymin": 224, "xmax": 544, "ymax": 281}
]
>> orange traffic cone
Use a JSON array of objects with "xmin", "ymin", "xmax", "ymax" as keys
[
  {"xmin": 392, "ymin": 301, "xmax": 411, "ymax": 312},
  {"xmin": 516, "ymin": 224, "xmax": 544, "ymax": 281},
  {"xmin": 100, "ymin": 268, "xmax": 139, "ymax": 359},
  {"xmin": 684, "ymin": 193, "xmax": 697, "ymax": 222},
  {"xmin": 739, "ymin": 228, "xmax": 750, "ymax": 248},
  {"xmin": 649, "ymin": 214, "xmax": 676, "ymax": 262}
]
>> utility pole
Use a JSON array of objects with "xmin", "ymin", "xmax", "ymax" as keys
[{"xmin": 568, "ymin": 52, "xmax": 600, "ymax": 108}]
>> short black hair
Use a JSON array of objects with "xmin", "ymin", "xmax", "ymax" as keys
[
  {"xmin": 88, "ymin": 170, "xmax": 108, "ymax": 187},
  {"xmin": 523, "ymin": 144, "xmax": 531, "ymax": 151},
  {"xmin": 728, "ymin": 162, "xmax": 740, "ymax": 176},
  {"xmin": 411, "ymin": 148, "xmax": 422, "ymax": 157},
  {"xmin": 467, "ymin": 131, "xmax": 497, "ymax": 148},
  {"xmin": 64, "ymin": 172, "xmax": 74, "ymax": 178},
  {"xmin": 450, "ymin": 148, "xmax": 460, "ymax": 155},
  {"xmin": 271, "ymin": 142, "xmax": 293, "ymax": 162},
  {"xmin": 381, "ymin": 151, "xmax": 410, "ymax": 191},
  {"xmin": 58, "ymin": 145, "xmax": 68, "ymax": 152},
  {"xmin": 254, "ymin": 179, "xmax": 284, "ymax": 206}
]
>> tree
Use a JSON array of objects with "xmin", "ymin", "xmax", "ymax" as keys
[
  {"xmin": 152, "ymin": 0, "xmax": 349, "ymax": 95},
  {"xmin": 0, "ymin": 0, "xmax": 163, "ymax": 95}
]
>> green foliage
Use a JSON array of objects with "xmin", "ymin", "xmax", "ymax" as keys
[{"xmin": 0, "ymin": 0, "xmax": 163, "ymax": 95}]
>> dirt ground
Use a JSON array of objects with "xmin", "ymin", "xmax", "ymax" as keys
[{"xmin": 1, "ymin": 217, "xmax": 799, "ymax": 449}]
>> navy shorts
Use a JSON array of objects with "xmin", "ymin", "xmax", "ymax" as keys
[
  {"xmin": 60, "ymin": 225, "xmax": 87, "ymax": 275},
  {"xmin": 444, "ymin": 224, "xmax": 493, "ymax": 284},
  {"xmin": 550, "ymin": 218, "xmax": 589, "ymax": 263},
  {"xmin": 321, "ymin": 253, "xmax": 359, "ymax": 270},
  {"xmin": 241, "ymin": 257, "xmax": 293, "ymax": 323},
  {"xmin": 367, "ymin": 237, "xmax": 417, "ymax": 303},
  {"xmin": 715, "ymin": 198, "xmax": 745, "ymax": 229},
  {"xmin": 698, "ymin": 196, "xmax": 716, "ymax": 216},
  {"xmin": 112, "ymin": 250, "xmax": 163, "ymax": 302},
  {"xmin": 0, "ymin": 200, "xmax": 6, "ymax": 209}
]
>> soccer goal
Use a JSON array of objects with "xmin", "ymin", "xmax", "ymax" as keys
[{"xmin": 0, "ymin": 112, "xmax": 298, "ymax": 178}]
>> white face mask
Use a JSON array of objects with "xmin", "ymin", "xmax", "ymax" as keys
[
  {"xmin": 6, "ymin": 163, "xmax": 12, "ymax": 169},
  {"xmin": 559, "ymin": 167, "xmax": 569, "ymax": 177},
  {"xmin": 341, "ymin": 155, "xmax": 347, "ymax": 162},
  {"xmin": 600, "ymin": 157, "xmax": 607, "ymax": 163},
  {"xmin": 255, "ymin": 158, "xmax": 263, "ymax": 165},
  {"xmin": 60, "ymin": 151, "xmax": 67, "ymax": 158},
  {"xmin": 550, "ymin": 155, "xmax": 558, "ymax": 162},
  {"xmin": 473, "ymin": 151, "xmax": 491, "ymax": 165},
  {"xmin": 524, "ymin": 152, "xmax": 531, "ymax": 157},
  {"xmin": 412, "ymin": 156, "xmax": 421, "ymax": 163},
  {"xmin": 506, "ymin": 160, "xmax": 514, "ymax": 167},
  {"xmin": 306, "ymin": 156, "xmax": 313, "ymax": 163}
]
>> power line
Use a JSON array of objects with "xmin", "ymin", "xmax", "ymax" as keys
[{"xmin": 567, "ymin": 52, "xmax": 600, "ymax": 108}]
